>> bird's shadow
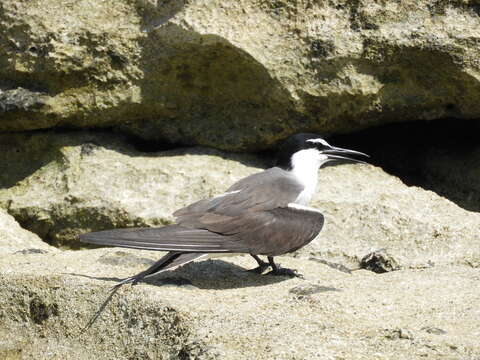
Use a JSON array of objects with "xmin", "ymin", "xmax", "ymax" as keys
[{"xmin": 68, "ymin": 259, "xmax": 292, "ymax": 290}]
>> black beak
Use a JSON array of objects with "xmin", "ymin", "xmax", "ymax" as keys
[{"xmin": 321, "ymin": 146, "xmax": 369, "ymax": 164}]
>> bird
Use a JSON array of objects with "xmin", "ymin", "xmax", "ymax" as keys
[{"xmin": 79, "ymin": 133, "xmax": 368, "ymax": 329}]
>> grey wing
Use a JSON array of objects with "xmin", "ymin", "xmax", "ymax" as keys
[
  {"xmin": 79, "ymin": 207, "xmax": 323, "ymax": 256},
  {"xmin": 80, "ymin": 206, "xmax": 324, "ymax": 257},
  {"xmin": 221, "ymin": 206, "xmax": 325, "ymax": 256},
  {"xmin": 80, "ymin": 168, "xmax": 312, "ymax": 255},
  {"xmin": 174, "ymin": 167, "xmax": 304, "ymax": 224}
]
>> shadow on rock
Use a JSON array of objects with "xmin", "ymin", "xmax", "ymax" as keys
[{"xmin": 69, "ymin": 259, "xmax": 290, "ymax": 291}]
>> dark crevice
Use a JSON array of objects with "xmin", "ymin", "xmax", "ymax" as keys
[
  {"xmin": 329, "ymin": 118, "xmax": 480, "ymax": 212},
  {"xmin": 126, "ymin": 134, "xmax": 182, "ymax": 153}
]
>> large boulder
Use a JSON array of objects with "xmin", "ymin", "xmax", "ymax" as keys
[
  {"xmin": 1, "ymin": 0, "xmax": 480, "ymax": 150},
  {"xmin": 1, "ymin": 131, "xmax": 479, "ymax": 270},
  {"xmin": 0, "ymin": 249, "xmax": 479, "ymax": 359}
]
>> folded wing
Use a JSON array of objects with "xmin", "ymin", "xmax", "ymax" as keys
[
  {"xmin": 79, "ymin": 225, "xmax": 249, "ymax": 252},
  {"xmin": 80, "ymin": 167, "xmax": 322, "ymax": 256}
]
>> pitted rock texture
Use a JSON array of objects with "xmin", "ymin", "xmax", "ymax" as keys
[
  {"xmin": 0, "ymin": 249, "xmax": 479, "ymax": 359},
  {"xmin": 1, "ymin": 0, "xmax": 480, "ymax": 150},
  {"xmin": 0, "ymin": 131, "xmax": 265, "ymax": 248},
  {"xmin": 1, "ymin": 131, "xmax": 479, "ymax": 270}
]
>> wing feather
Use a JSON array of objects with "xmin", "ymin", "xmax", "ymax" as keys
[
  {"xmin": 80, "ymin": 168, "xmax": 322, "ymax": 257},
  {"xmin": 174, "ymin": 167, "xmax": 303, "ymax": 226},
  {"xmin": 79, "ymin": 225, "xmax": 249, "ymax": 252}
]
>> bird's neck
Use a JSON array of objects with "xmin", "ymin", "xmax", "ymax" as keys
[
  {"xmin": 291, "ymin": 165, "xmax": 319, "ymax": 205},
  {"xmin": 289, "ymin": 150, "xmax": 323, "ymax": 205}
]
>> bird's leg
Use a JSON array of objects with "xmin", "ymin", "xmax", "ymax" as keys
[
  {"xmin": 266, "ymin": 256, "xmax": 304, "ymax": 278},
  {"xmin": 247, "ymin": 254, "xmax": 270, "ymax": 274}
]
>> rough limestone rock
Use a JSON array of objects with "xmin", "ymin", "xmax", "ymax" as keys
[
  {"xmin": 0, "ymin": 208, "xmax": 56, "ymax": 254},
  {"xmin": 307, "ymin": 163, "xmax": 480, "ymax": 269},
  {"xmin": 1, "ymin": 249, "xmax": 479, "ymax": 359},
  {"xmin": 1, "ymin": 131, "xmax": 479, "ymax": 270},
  {"xmin": 1, "ymin": 0, "xmax": 480, "ymax": 150},
  {"xmin": 0, "ymin": 131, "xmax": 265, "ymax": 248}
]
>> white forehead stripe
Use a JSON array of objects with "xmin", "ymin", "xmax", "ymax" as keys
[{"xmin": 306, "ymin": 138, "xmax": 330, "ymax": 147}]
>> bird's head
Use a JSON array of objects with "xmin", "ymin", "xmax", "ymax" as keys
[{"xmin": 276, "ymin": 133, "xmax": 369, "ymax": 171}]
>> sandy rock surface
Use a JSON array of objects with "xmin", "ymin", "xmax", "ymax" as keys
[
  {"xmin": 1, "ymin": 0, "xmax": 480, "ymax": 149},
  {"xmin": 1, "ymin": 247, "xmax": 479, "ymax": 359},
  {"xmin": 1, "ymin": 131, "xmax": 479, "ymax": 359}
]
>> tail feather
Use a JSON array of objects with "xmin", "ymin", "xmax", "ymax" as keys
[{"xmin": 82, "ymin": 251, "xmax": 205, "ymax": 332}]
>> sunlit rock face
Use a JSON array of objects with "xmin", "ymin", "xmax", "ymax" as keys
[
  {"xmin": 1, "ymin": 2, "xmax": 480, "ymax": 358},
  {"xmin": 1, "ymin": 0, "xmax": 480, "ymax": 150}
]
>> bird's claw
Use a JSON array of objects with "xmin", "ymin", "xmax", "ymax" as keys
[
  {"xmin": 266, "ymin": 267, "xmax": 304, "ymax": 279},
  {"xmin": 246, "ymin": 263, "xmax": 270, "ymax": 274}
]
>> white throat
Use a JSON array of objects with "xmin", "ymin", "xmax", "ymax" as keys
[{"xmin": 290, "ymin": 149, "xmax": 328, "ymax": 205}]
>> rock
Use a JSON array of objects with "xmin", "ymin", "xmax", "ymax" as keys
[
  {"xmin": 385, "ymin": 328, "xmax": 414, "ymax": 340},
  {"xmin": 304, "ymin": 163, "xmax": 480, "ymax": 269},
  {"xmin": 0, "ymin": 208, "xmax": 56, "ymax": 254},
  {"xmin": 289, "ymin": 283, "xmax": 340, "ymax": 296},
  {"xmin": 0, "ymin": 131, "xmax": 264, "ymax": 247},
  {"xmin": 1, "ymin": 131, "xmax": 480, "ymax": 271},
  {"xmin": 0, "ymin": 249, "xmax": 479, "ymax": 359},
  {"xmin": 422, "ymin": 327, "xmax": 447, "ymax": 335},
  {"xmin": 1, "ymin": 1, "xmax": 480, "ymax": 150},
  {"xmin": 360, "ymin": 249, "xmax": 401, "ymax": 273}
]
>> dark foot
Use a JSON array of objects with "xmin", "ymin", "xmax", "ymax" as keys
[
  {"xmin": 248, "ymin": 254, "xmax": 271, "ymax": 274},
  {"xmin": 246, "ymin": 263, "xmax": 270, "ymax": 274},
  {"xmin": 265, "ymin": 256, "xmax": 304, "ymax": 278},
  {"xmin": 266, "ymin": 267, "xmax": 304, "ymax": 279}
]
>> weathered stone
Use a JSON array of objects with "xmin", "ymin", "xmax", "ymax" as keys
[
  {"xmin": 1, "ymin": 1, "xmax": 480, "ymax": 150},
  {"xmin": 0, "ymin": 131, "xmax": 264, "ymax": 247},
  {"xmin": 1, "ymin": 131, "xmax": 479, "ymax": 270},
  {"xmin": 385, "ymin": 328, "xmax": 415, "ymax": 341},
  {"xmin": 360, "ymin": 249, "xmax": 401, "ymax": 273},
  {"xmin": 305, "ymin": 163, "xmax": 480, "ymax": 269},
  {"xmin": 0, "ymin": 208, "xmax": 56, "ymax": 254},
  {"xmin": 0, "ymin": 249, "xmax": 479, "ymax": 359}
]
